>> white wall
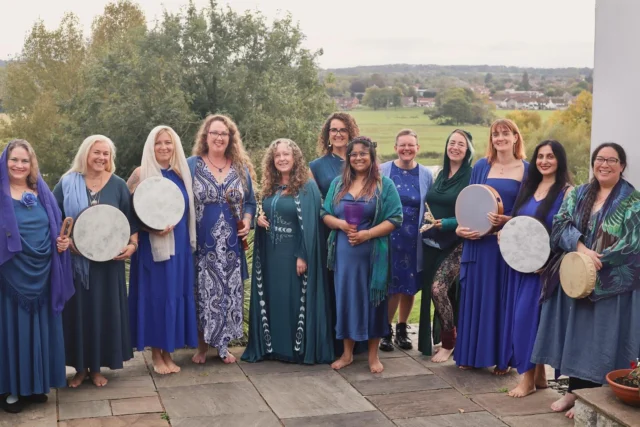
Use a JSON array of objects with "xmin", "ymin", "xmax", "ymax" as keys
[{"xmin": 592, "ymin": 0, "xmax": 640, "ymax": 187}]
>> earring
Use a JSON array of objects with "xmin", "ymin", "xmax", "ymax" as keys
[{"xmin": 328, "ymin": 141, "xmax": 332, "ymax": 148}]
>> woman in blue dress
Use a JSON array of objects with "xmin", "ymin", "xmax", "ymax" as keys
[
  {"xmin": 0, "ymin": 140, "xmax": 74, "ymax": 413},
  {"xmin": 243, "ymin": 139, "xmax": 333, "ymax": 364},
  {"xmin": 127, "ymin": 126, "xmax": 198, "ymax": 374},
  {"xmin": 187, "ymin": 114, "xmax": 256, "ymax": 364},
  {"xmin": 500, "ymin": 140, "xmax": 572, "ymax": 397},
  {"xmin": 322, "ymin": 136, "xmax": 403, "ymax": 373},
  {"xmin": 455, "ymin": 119, "xmax": 528, "ymax": 373},
  {"xmin": 379, "ymin": 129, "xmax": 433, "ymax": 351}
]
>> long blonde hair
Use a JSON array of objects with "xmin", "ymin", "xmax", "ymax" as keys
[
  {"xmin": 64, "ymin": 135, "xmax": 117, "ymax": 176},
  {"xmin": 192, "ymin": 114, "xmax": 256, "ymax": 191},
  {"xmin": 485, "ymin": 119, "xmax": 526, "ymax": 163},
  {"xmin": 6, "ymin": 139, "xmax": 40, "ymax": 190},
  {"xmin": 260, "ymin": 139, "xmax": 309, "ymax": 198}
]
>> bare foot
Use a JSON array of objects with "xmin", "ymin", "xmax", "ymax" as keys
[
  {"xmin": 331, "ymin": 354, "xmax": 353, "ymax": 370},
  {"xmin": 431, "ymin": 347, "xmax": 454, "ymax": 363},
  {"xmin": 493, "ymin": 367, "xmax": 511, "ymax": 376},
  {"xmin": 565, "ymin": 407, "xmax": 575, "ymax": 419},
  {"xmin": 162, "ymin": 352, "xmax": 181, "ymax": 373},
  {"xmin": 221, "ymin": 353, "xmax": 236, "ymax": 364},
  {"xmin": 534, "ymin": 365, "xmax": 548, "ymax": 389},
  {"xmin": 508, "ymin": 382, "xmax": 536, "ymax": 398},
  {"xmin": 68, "ymin": 370, "xmax": 88, "ymax": 388},
  {"xmin": 89, "ymin": 372, "xmax": 108, "ymax": 387},
  {"xmin": 192, "ymin": 343, "xmax": 208, "ymax": 364},
  {"xmin": 369, "ymin": 356, "xmax": 384, "ymax": 373},
  {"xmin": 551, "ymin": 393, "xmax": 576, "ymax": 412}
]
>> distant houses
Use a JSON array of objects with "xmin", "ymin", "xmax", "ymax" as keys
[{"xmin": 333, "ymin": 96, "xmax": 360, "ymax": 110}]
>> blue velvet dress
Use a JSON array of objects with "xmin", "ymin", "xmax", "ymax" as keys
[
  {"xmin": 309, "ymin": 154, "xmax": 344, "ymax": 199},
  {"xmin": 388, "ymin": 163, "xmax": 422, "ymax": 296},
  {"xmin": 455, "ymin": 178, "xmax": 520, "ymax": 368},
  {"xmin": 129, "ymin": 169, "xmax": 198, "ymax": 352},
  {"xmin": 334, "ymin": 195, "xmax": 389, "ymax": 341},
  {"xmin": 501, "ymin": 192, "xmax": 564, "ymax": 374},
  {"xmin": 0, "ymin": 200, "xmax": 66, "ymax": 396}
]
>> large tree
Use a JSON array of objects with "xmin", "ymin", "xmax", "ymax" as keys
[{"xmin": 428, "ymin": 87, "xmax": 494, "ymax": 125}]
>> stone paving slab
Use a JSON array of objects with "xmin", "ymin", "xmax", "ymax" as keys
[
  {"xmin": 148, "ymin": 349, "xmax": 246, "ymax": 388},
  {"xmin": 574, "ymin": 387, "xmax": 639, "ymax": 427},
  {"xmin": 110, "ymin": 396, "xmax": 164, "ymax": 416},
  {"xmin": 250, "ymin": 370, "xmax": 375, "ymax": 418},
  {"xmin": 338, "ymin": 356, "xmax": 433, "ymax": 382},
  {"xmin": 429, "ymin": 366, "xmax": 519, "ymax": 395},
  {"xmin": 0, "ymin": 390, "xmax": 57, "ymax": 427},
  {"xmin": 395, "ymin": 411, "xmax": 508, "ymax": 426},
  {"xmin": 237, "ymin": 359, "xmax": 333, "ymax": 376},
  {"xmin": 57, "ymin": 414, "xmax": 170, "ymax": 426},
  {"xmin": 158, "ymin": 382, "xmax": 269, "ymax": 419},
  {"xmin": 470, "ymin": 388, "xmax": 562, "ymax": 417},
  {"xmin": 351, "ymin": 374, "xmax": 451, "ymax": 396},
  {"xmin": 58, "ymin": 399, "xmax": 112, "ymax": 420},
  {"xmin": 58, "ymin": 375, "xmax": 157, "ymax": 402},
  {"xmin": 170, "ymin": 412, "xmax": 282, "ymax": 427},
  {"xmin": 283, "ymin": 410, "xmax": 395, "ymax": 426},
  {"xmin": 501, "ymin": 413, "xmax": 574, "ymax": 427},
  {"xmin": 368, "ymin": 389, "xmax": 484, "ymax": 419}
]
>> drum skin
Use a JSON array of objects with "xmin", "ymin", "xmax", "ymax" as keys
[
  {"xmin": 499, "ymin": 216, "xmax": 550, "ymax": 273},
  {"xmin": 73, "ymin": 205, "xmax": 131, "ymax": 262},
  {"xmin": 455, "ymin": 184, "xmax": 504, "ymax": 236},
  {"xmin": 133, "ymin": 176, "xmax": 185, "ymax": 231},
  {"xmin": 560, "ymin": 251, "xmax": 597, "ymax": 299}
]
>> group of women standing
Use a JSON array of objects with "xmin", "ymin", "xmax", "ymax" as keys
[{"xmin": 1, "ymin": 112, "xmax": 638, "ymax": 420}]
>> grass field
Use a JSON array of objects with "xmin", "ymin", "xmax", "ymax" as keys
[{"xmin": 349, "ymin": 107, "xmax": 554, "ymax": 163}]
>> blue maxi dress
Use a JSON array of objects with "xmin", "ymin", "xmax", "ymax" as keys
[
  {"xmin": 455, "ymin": 178, "xmax": 520, "ymax": 368},
  {"xmin": 310, "ymin": 154, "xmax": 344, "ymax": 199},
  {"xmin": 501, "ymin": 192, "xmax": 564, "ymax": 374},
  {"xmin": 388, "ymin": 163, "xmax": 422, "ymax": 295},
  {"xmin": 334, "ymin": 195, "xmax": 389, "ymax": 341},
  {"xmin": 0, "ymin": 200, "xmax": 66, "ymax": 396},
  {"xmin": 129, "ymin": 169, "xmax": 198, "ymax": 352}
]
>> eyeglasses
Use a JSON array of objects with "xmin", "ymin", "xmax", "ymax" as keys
[
  {"xmin": 208, "ymin": 131, "xmax": 229, "ymax": 139},
  {"xmin": 349, "ymin": 151, "xmax": 370, "ymax": 159},
  {"xmin": 329, "ymin": 128, "xmax": 348, "ymax": 135},
  {"xmin": 594, "ymin": 156, "xmax": 620, "ymax": 166}
]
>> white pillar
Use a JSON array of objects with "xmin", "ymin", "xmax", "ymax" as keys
[{"xmin": 592, "ymin": 0, "xmax": 640, "ymax": 187}]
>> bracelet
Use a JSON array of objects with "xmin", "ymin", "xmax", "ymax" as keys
[{"xmin": 129, "ymin": 241, "xmax": 138, "ymax": 251}]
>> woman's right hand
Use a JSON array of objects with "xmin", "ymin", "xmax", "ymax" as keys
[
  {"xmin": 152, "ymin": 225, "xmax": 174, "ymax": 237},
  {"xmin": 257, "ymin": 214, "xmax": 270, "ymax": 229},
  {"xmin": 339, "ymin": 220, "xmax": 357, "ymax": 234},
  {"xmin": 456, "ymin": 226, "xmax": 481, "ymax": 240},
  {"xmin": 578, "ymin": 243, "xmax": 603, "ymax": 270}
]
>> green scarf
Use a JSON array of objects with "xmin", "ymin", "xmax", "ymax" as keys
[
  {"xmin": 321, "ymin": 176, "xmax": 403, "ymax": 306},
  {"xmin": 431, "ymin": 129, "xmax": 474, "ymax": 213}
]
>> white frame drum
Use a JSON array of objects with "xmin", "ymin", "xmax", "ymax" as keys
[
  {"xmin": 499, "ymin": 215, "xmax": 550, "ymax": 273},
  {"xmin": 455, "ymin": 184, "xmax": 504, "ymax": 236},
  {"xmin": 73, "ymin": 204, "xmax": 131, "ymax": 262},
  {"xmin": 133, "ymin": 176, "xmax": 185, "ymax": 231}
]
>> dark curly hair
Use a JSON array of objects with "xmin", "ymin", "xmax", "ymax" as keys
[{"xmin": 316, "ymin": 112, "xmax": 360, "ymax": 156}]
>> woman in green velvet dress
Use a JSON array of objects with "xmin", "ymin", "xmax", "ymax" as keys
[{"xmin": 242, "ymin": 139, "xmax": 333, "ymax": 364}]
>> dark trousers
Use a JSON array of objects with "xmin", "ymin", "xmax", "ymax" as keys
[{"xmin": 568, "ymin": 376, "xmax": 601, "ymax": 393}]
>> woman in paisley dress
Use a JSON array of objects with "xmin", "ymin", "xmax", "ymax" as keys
[
  {"xmin": 186, "ymin": 114, "xmax": 256, "ymax": 364},
  {"xmin": 243, "ymin": 139, "xmax": 333, "ymax": 364},
  {"xmin": 379, "ymin": 129, "xmax": 433, "ymax": 352}
]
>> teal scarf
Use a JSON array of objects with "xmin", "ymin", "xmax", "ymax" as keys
[{"xmin": 322, "ymin": 176, "xmax": 403, "ymax": 306}]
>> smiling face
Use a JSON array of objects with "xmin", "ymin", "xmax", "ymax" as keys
[
  {"xmin": 395, "ymin": 134, "xmax": 419, "ymax": 163},
  {"xmin": 349, "ymin": 142, "xmax": 372, "ymax": 174},
  {"xmin": 154, "ymin": 130, "xmax": 174, "ymax": 167},
  {"xmin": 86, "ymin": 140, "xmax": 112, "ymax": 174},
  {"xmin": 273, "ymin": 142, "xmax": 294, "ymax": 175},
  {"xmin": 207, "ymin": 120, "xmax": 230, "ymax": 156},
  {"xmin": 329, "ymin": 119, "xmax": 348, "ymax": 149},
  {"xmin": 7, "ymin": 146, "xmax": 31, "ymax": 184},
  {"xmin": 491, "ymin": 125, "xmax": 518, "ymax": 154},
  {"xmin": 536, "ymin": 144, "xmax": 558, "ymax": 177},
  {"xmin": 447, "ymin": 132, "xmax": 468, "ymax": 164},
  {"xmin": 593, "ymin": 146, "xmax": 624, "ymax": 187}
]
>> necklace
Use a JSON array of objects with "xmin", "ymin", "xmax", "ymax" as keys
[
  {"xmin": 207, "ymin": 154, "xmax": 228, "ymax": 173},
  {"xmin": 89, "ymin": 190, "xmax": 101, "ymax": 206}
]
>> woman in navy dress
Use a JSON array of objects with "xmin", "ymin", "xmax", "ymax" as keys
[
  {"xmin": 455, "ymin": 119, "xmax": 528, "ymax": 373},
  {"xmin": 127, "ymin": 126, "xmax": 198, "ymax": 374},
  {"xmin": 500, "ymin": 141, "xmax": 572, "ymax": 397},
  {"xmin": 322, "ymin": 136, "xmax": 402, "ymax": 373},
  {"xmin": 379, "ymin": 129, "xmax": 432, "ymax": 351},
  {"xmin": 0, "ymin": 140, "xmax": 74, "ymax": 413}
]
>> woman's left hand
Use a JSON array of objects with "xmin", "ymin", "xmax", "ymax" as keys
[
  {"xmin": 56, "ymin": 236, "xmax": 70, "ymax": 253},
  {"xmin": 113, "ymin": 244, "xmax": 136, "ymax": 261},
  {"xmin": 296, "ymin": 258, "xmax": 307, "ymax": 276},
  {"xmin": 487, "ymin": 212, "xmax": 510, "ymax": 227},
  {"xmin": 238, "ymin": 217, "xmax": 251, "ymax": 237},
  {"xmin": 348, "ymin": 230, "xmax": 370, "ymax": 246}
]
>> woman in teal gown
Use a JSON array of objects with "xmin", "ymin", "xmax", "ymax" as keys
[{"xmin": 243, "ymin": 139, "xmax": 333, "ymax": 364}]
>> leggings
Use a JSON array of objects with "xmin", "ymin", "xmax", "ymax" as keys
[
  {"xmin": 431, "ymin": 244, "xmax": 463, "ymax": 331},
  {"xmin": 568, "ymin": 376, "xmax": 601, "ymax": 393}
]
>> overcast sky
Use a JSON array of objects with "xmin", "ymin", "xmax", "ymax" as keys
[{"xmin": 0, "ymin": 0, "xmax": 596, "ymax": 69}]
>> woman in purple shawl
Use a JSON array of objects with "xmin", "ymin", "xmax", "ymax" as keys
[{"xmin": 0, "ymin": 140, "xmax": 74, "ymax": 414}]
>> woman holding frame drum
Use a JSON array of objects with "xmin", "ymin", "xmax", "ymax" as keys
[
  {"xmin": 321, "ymin": 136, "xmax": 402, "ymax": 373},
  {"xmin": 187, "ymin": 114, "xmax": 256, "ymax": 364},
  {"xmin": 0, "ymin": 140, "xmax": 74, "ymax": 413},
  {"xmin": 127, "ymin": 126, "xmax": 198, "ymax": 374},
  {"xmin": 531, "ymin": 143, "xmax": 640, "ymax": 418},
  {"xmin": 243, "ymin": 138, "xmax": 333, "ymax": 364},
  {"xmin": 499, "ymin": 140, "xmax": 572, "ymax": 397},
  {"xmin": 54, "ymin": 135, "xmax": 138, "ymax": 388},
  {"xmin": 455, "ymin": 119, "xmax": 528, "ymax": 373}
]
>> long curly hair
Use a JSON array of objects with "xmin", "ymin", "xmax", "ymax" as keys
[
  {"xmin": 192, "ymin": 114, "xmax": 256, "ymax": 191},
  {"xmin": 485, "ymin": 119, "xmax": 527, "ymax": 163},
  {"xmin": 316, "ymin": 112, "xmax": 360, "ymax": 156},
  {"xmin": 334, "ymin": 136, "xmax": 381, "ymax": 203},
  {"xmin": 5, "ymin": 139, "xmax": 40, "ymax": 190},
  {"xmin": 260, "ymin": 138, "xmax": 309, "ymax": 198}
]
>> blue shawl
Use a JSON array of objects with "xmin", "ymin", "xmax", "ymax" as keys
[{"xmin": 61, "ymin": 172, "xmax": 91, "ymax": 289}]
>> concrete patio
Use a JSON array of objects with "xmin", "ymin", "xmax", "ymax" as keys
[{"xmin": 1, "ymin": 328, "xmax": 579, "ymax": 427}]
